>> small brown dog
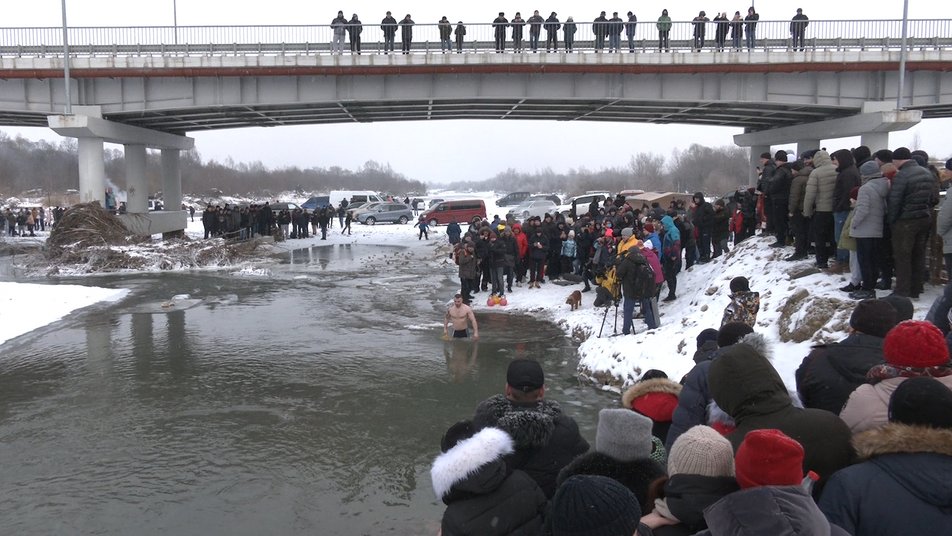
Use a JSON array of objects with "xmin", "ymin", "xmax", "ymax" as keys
[{"xmin": 566, "ymin": 290, "xmax": 582, "ymax": 311}]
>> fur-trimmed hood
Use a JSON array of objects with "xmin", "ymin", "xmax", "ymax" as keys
[
  {"xmin": 472, "ymin": 394, "xmax": 563, "ymax": 449},
  {"xmin": 431, "ymin": 427, "xmax": 514, "ymax": 501},
  {"xmin": 853, "ymin": 423, "xmax": 952, "ymax": 460},
  {"xmin": 622, "ymin": 378, "xmax": 683, "ymax": 409}
]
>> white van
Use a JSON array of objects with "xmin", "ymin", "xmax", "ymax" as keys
[{"xmin": 328, "ymin": 190, "xmax": 386, "ymax": 208}]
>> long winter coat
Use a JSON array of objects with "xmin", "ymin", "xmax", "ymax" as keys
[
  {"xmin": 839, "ymin": 370, "xmax": 952, "ymax": 434},
  {"xmin": 795, "ymin": 332, "xmax": 886, "ymax": 415},
  {"xmin": 850, "ymin": 175, "xmax": 889, "ymax": 238},
  {"xmin": 708, "ymin": 334, "xmax": 855, "ymax": 488},
  {"xmin": 831, "ymin": 149, "xmax": 861, "ymax": 213},
  {"xmin": 697, "ymin": 486, "xmax": 849, "ymax": 536},
  {"xmin": 472, "ymin": 395, "xmax": 590, "ymax": 498},
  {"xmin": 432, "ymin": 427, "xmax": 547, "ymax": 536},
  {"xmin": 803, "ymin": 150, "xmax": 837, "ymax": 217},
  {"xmin": 556, "ymin": 451, "xmax": 665, "ymax": 513},
  {"xmin": 819, "ymin": 423, "xmax": 952, "ymax": 536}
]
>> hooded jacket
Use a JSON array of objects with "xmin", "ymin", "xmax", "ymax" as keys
[
  {"xmin": 819, "ymin": 424, "xmax": 952, "ymax": 536},
  {"xmin": 831, "ymin": 149, "xmax": 861, "ymax": 213},
  {"xmin": 795, "ymin": 332, "xmax": 886, "ymax": 415},
  {"xmin": 708, "ymin": 334, "xmax": 854, "ymax": 488},
  {"xmin": 472, "ymin": 394, "xmax": 590, "ymax": 498},
  {"xmin": 788, "ymin": 163, "xmax": 814, "ymax": 215},
  {"xmin": 432, "ymin": 427, "xmax": 547, "ymax": 536},
  {"xmin": 803, "ymin": 150, "xmax": 837, "ymax": 217},
  {"xmin": 697, "ymin": 486, "xmax": 850, "ymax": 536},
  {"xmin": 623, "ymin": 377, "xmax": 682, "ymax": 440}
]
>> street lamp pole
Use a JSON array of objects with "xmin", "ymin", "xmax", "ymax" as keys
[
  {"xmin": 897, "ymin": 0, "xmax": 909, "ymax": 109},
  {"xmin": 60, "ymin": 0, "xmax": 71, "ymax": 114},
  {"xmin": 173, "ymin": 0, "xmax": 179, "ymax": 44}
]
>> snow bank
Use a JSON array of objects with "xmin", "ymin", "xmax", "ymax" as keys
[{"xmin": 0, "ymin": 282, "xmax": 128, "ymax": 346}]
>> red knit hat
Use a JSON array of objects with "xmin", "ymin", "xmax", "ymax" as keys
[
  {"xmin": 644, "ymin": 223, "xmax": 655, "ymax": 233},
  {"xmin": 883, "ymin": 320, "xmax": 950, "ymax": 368},
  {"xmin": 734, "ymin": 429, "xmax": 804, "ymax": 489}
]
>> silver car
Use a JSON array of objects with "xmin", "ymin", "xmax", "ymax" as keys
[
  {"xmin": 508, "ymin": 199, "xmax": 558, "ymax": 220},
  {"xmin": 356, "ymin": 202, "xmax": 413, "ymax": 225}
]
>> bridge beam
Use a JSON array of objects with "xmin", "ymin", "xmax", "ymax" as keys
[{"xmin": 733, "ymin": 109, "xmax": 922, "ymax": 148}]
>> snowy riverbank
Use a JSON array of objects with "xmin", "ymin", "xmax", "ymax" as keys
[{"xmin": 0, "ymin": 190, "xmax": 943, "ymax": 395}]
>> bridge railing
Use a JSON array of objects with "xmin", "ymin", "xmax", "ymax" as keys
[{"xmin": 1, "ymin": 19, "xmax": 950, "ymax": 57}]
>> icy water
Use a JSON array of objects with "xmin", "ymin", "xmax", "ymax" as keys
[{"xmin": 0, "ymin": 244, "xmax": 614, "ymax": 535}]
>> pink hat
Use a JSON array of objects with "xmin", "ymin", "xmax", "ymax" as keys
[{"xmin": 604, "ymin": 229, "xmax": 614, "ymax": 238}]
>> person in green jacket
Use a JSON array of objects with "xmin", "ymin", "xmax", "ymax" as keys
[{"xmin": 657, "ymin": 9, "xmax": 672, "ymax": 51}]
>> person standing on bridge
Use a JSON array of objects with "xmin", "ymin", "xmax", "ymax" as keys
[
  {"xmin": 714, "ymin": 12, "xmax": 729, "ymax": 51},
  {"xmin": 625, "ymin": 11, "xmax": 638, "ymax": 53},
  {"xmin": 528, "ymin": 10, "xmax": 544, "ymax": 52},
  {"xmin": 744, "ymin": 6, "xmax": 759, "ymax": 50},
  {"xmin": 692, "ymin": 11, "xmax": 710, "ymax": 52},
  {"xmin": 791, "ymin": 8, "xmax": 809, "ymax": 51},
  {"xmin": 730, "ymin": 11, "xmax": 743, "ymax": 50},
  {"xmin": 400, "ymin": 14, "xmax": 414, "ymax": 54},
  {"xmin": 438, "ymin": 16, "xmax": 452, "ymax": 53},
  {"xmin": 455, "ymin": 21, "xmax": 466, "ymax": 53},
  {"xmin": 511, "ymin": 12, "xmax": 526, "ymax": 52},
  {"xmin": 545, "ymin": 12, "xmax": 561, "ymax": 52},
  {"xmin": 563, "ymin": 16, "xmax": 577, "ymax": 52},
  {"xmin": 608, "ymin": 12, "xmax": 624, "ymax": 52},
  {"xmin": 593, "ymin": 11, "xmax": 609, "ymax": 51},
  {"xmin": 381, "ymin": 11, "xmax": 397, "ymax": 53},
  {"xmin": 656, "ymin": 9, "xmax": 671, "ymax": 52},
  {"xmin": 331, "ymin": 11, "xmax": 347, "ymax": 55},
  {"xmin": 493, "ymin": 12, "xmax": 509, "ymax": 53},
  {"xmin": 347, "ymin": 14, "xmax": 363, "ymax": 55}
]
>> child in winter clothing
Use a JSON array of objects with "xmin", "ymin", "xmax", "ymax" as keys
[{"xmin": 721, "ymin": 276, "xmax": 760, "ymax": 327}]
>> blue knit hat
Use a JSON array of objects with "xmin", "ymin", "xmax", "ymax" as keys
[{"xmin": 551, "ymin": 475, "xmax": 641, "ymax": 536}]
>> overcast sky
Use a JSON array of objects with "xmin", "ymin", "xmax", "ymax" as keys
[{"xmin": 2, "ymin": 0, "xmax": 951, "ymax": 184}]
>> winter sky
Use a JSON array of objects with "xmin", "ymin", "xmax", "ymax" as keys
[{"xmin": 2, "ymin": 0, "xmax": 951, "ymax": 184}]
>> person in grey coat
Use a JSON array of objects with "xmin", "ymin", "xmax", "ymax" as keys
[
  {"xmin": 937, "ymin": 170, "xmax": 952, "ymax": 278},
  {"xmin": 848, "ymin": 161, "xmax": 890, "ymax": 299},
  {"xmin": 803, "ymin": 150, "xmax": 838, "ymax": 269}
]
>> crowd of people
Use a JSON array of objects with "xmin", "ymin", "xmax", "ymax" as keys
[
  {"xmin": 324, "ymin": 7, "xmax": 815, "ymax": 54},
  {"xmin": 2, "ymin": 206, "xmax": 64, "ymax": 237},
  {"xmin": 200, "ymin": 201, "xmax": 354, "ymax": 241},
  {"xmin": 431, "ymin": 297, "xmax": 952, "ymax": 534}
]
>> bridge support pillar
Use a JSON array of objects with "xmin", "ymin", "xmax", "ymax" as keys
[
  {"xmin": 796, "ymin": 139, "xmax": 821, "ymax": 159},
  {"xmin": 124, "ymin": 144, "xmax": 148, "ymax": 213},
  {"xmin": 77, "ymin": 136, "xmax": 107, "ymax": 206},
  {"xmin": 162, "ymin": 149, "xmax": 183, "ymax": 216},
  {"xmin": 749, "ymin": 145, "xmax": 769, "ymax": 187},
  {"xmin": 860, "ymin": 132, "xmax": 890, "ymax": 152}
]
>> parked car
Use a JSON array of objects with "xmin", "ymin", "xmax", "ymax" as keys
[
  {"xmin": 357, "ymin": 202, "xmax": 413, "ymax": 225},
  {"xmin": 302, "ymin": 196, "xmax": 330, "ymax": 210},
  {"xmin": 496, "ymin": 191, "xmax": 532, "ymax": 207},
  {"xmin": 558, "ymin": 192, "xmax": 611, "ymax": 217},
  {"xmin": 422, "ymin": 199, "xmax": 487, "ymax": 226},
  {"xmin": 508, "ymin": 198, "xmax": 558, "ymax": 220}
]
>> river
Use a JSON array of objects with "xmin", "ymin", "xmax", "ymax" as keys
[{"xmin": 0, "ymin": 243, "xmax": 614, "ymax": 535}]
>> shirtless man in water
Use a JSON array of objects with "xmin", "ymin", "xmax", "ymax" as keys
[{"xmin": 444, "ymin": 293, "xmax": 479, "ymax": 339}]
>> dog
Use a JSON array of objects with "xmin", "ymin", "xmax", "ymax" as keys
[{"xmin": 566, "ymin": 290, "xmax": 582, "ymax": 311}]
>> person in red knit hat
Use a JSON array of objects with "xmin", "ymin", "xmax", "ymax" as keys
[
  {"xmin": 840, "ymin": 320, "xmax": 952, "ymax": 434},
  {"xmin": 699, "ymin": 429, "xmax": 849, "ymax": 535}
]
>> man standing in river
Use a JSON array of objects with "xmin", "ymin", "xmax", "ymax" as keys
[{"xmin": 444, "ymin": 294, "xmax": 479, "ymax": 339}]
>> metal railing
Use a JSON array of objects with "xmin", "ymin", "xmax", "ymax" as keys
[{"xmin": 1, "ymin": 19, "xmax": 950, "ymax": 57}]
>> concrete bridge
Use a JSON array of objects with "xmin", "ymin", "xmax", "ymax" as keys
[{"xmin": 1, "ymin": 20, "xmax": 950, "ymax": 235}]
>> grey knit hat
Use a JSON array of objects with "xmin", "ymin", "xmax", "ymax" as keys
[
  {"xmin": 596, "ymin": 408, "xmax": 653, "ymax": 462},
  {"xmin": 859, "ymin": 160, "xmax": 881, "ymax": 178},
  {"xmin": 667, "ymin": 425, "xmax": 735, "ymax": 477}
]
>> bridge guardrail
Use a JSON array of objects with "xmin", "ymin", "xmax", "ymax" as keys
[{"xmin": 1, "ymin": 20, "xmax": 951, "ymax": 57}]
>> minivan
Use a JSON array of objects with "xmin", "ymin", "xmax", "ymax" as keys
[
  {"xmin": 422, "ymin": 199, "xmax": 487, "ymax": 226},
  {"xmin": 496, "ymin": 191, "xmax": 531, "ymax": 207}
]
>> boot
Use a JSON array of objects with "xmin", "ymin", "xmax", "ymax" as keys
[{"xmin": 663, "ymin": 294, "xmax": 676, "ymax": 302}]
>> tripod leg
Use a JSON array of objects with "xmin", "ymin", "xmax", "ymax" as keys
[{"xmin": 598, "ymin": 305, "xmax": 610, "ymax": 337}]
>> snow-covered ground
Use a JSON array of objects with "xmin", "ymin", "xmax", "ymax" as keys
[{"xmin": 0, "ymin": 190, "xmax": 942, "ymax": 394}]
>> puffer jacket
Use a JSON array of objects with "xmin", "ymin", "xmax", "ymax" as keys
[
  {"xmin": 795, "ymin": 333, "xmax": 886, "ymax": 415},
  {"xmin": 839, "ymin": 371, "xmax": 952, "ymax": 434},
  {"xmin": 937, "ymin": 189, "xmax": 952, "ymax": 254},
  {"xmin": 432, "ymin": 427, "xmax": 547, "ymax": 536},
  {"xmin": 472, "ymin": 395, "xmax": 590, "ymax": 498},
  {"xmin": 831, "ymin": 149, "xmax": 861, "ymax": 213},
  {"xmin": 697, "ymin": 486, "xmax": 850, "ymax": 536},
  {"xmin": 709, "ymin": 334, "xmax": 855, "ymax": 488},
  {"xmin": 788, "ymin": 165, "xmax": 814, "ymax": 215},
  {"xmin": 820, "ymin": 423, "xmax": 952, "ymax": 536},
  {"xmin": 803, "ymin": 150, "xmax": 837, "ymax": 217},
  {"xmin": 850, "ymin": 175, "xmax": 889, "ymax": 238},
  {"xmin": 888, "ymin": 160, "xmax": 939, "ymax": 223}
]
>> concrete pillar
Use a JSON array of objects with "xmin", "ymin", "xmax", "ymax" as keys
[
  {"xmin": 161, "ymin": 149, "xmax": 182, "ymax": 212},
  {"xmin": 124, "ymin": 143, "xmax": 148, "ymax": 213},
  {"xmin": 860, "ymin": 132, "xmax": 889, "ymax": 152},
  {"xmin": 750, "ymin": 145, "xmax": 769, "ymax": 187},
  {"xmin": 77, "ymin": 137, "xmax": 106, "ymax": 205},
  {"xmin": 796, "ymin": 139, "xmax": 821, "ymax": 159}
]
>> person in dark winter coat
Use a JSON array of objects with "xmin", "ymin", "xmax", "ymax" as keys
[
  {"xmin": 665, "ymin": 323, "xmax": 754, "ymax": 450},
  {"xmin": 694, "ymin": 429, "xmax": 850, "ymax": 536},
  {"xmin": 641, "ymin": 425, "xmax": 739, "ymax": 536},
  {"xmin": 819, "ymin": 377, "xmax": 952, "ymax": 536},
  {"xmin": 768, "ymin": 150, "xmax": 794, "ymax": 247},
  {"xmin": 710, "ymin": 200, "xmax": 730, "ymax": 258},
  {"xmin": 557, "ymin": 408, "xmax": 665, "ymax": 512},
  {"xmin": 708, "ymin": 336, "xmax": 855, "ymax": 492},
  {"xmin": 888, "ymin": 147, "xmax": 940, "ymax": 298},
  {"xmin": 473, "ymin": 359, "xmax": 589, "ymax": 498},
  {"xmin": 795, "ymin": 299, "xmax": 899, "ymax": 414},
  {"xmin": 431, "ymin": 422, "xmax": 547, "ymax": 536},
  {"xmin": 692, "ymin": 192, "xmax": 715, "ymax": 262},
  {"xmin": 831, "ymin": 148, "xmax": 861, "ymax": 266}
]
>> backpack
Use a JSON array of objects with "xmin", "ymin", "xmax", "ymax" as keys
[{"xmin": 625, "ymin": 250, "xmax": 657, "ymax": 299}]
